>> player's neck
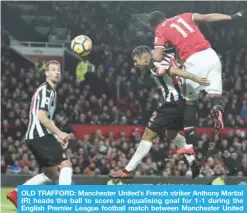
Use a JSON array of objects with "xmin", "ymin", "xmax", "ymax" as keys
[{"xmin": 46, "ymin": 79, "xmax": 57, "ymax": 89}]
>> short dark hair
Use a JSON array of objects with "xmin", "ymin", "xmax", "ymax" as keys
[
  {"xmin": 148, "ymin": 11, "xmax": 166, "ymax": 28},
  {"xmin": 131, "ymin": 46, "xmax": 151, "ymax": 58}
]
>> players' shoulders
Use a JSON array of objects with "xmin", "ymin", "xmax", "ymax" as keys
[
  {"xmin": 155, "ymin": 22, "xmax": 169, "ymax": 37},
  {"xmin": 155, "ymin": 23, "xmax": 165, "ymax": 32},
  {"xmin": 178, "ymin": 12, "xmax": 195, "ymax": 20},
  {"xmin": 44, "ymin": 81, "xmax": 56, "ymax": 93},
  {"xmin": 179, "ymin": 12, "xmax": 193, "ymax": 17},
  {"xmin": 36, "ymin": 82, "xmax": 47, "ymax": 92},
  {"xmin": 163, "ymin": 12, "xmax": 194, "ymax": 24},
  {"xmin": 36, "ymin": 82, "xmax": 52, "ymax": 95}
]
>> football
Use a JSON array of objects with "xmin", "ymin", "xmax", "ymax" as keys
[{"xmin": 71, "ymin": 35, "xmax": 92, "ymax": 56}]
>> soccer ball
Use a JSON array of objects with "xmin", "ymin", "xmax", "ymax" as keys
[{"xmin": 71, "ymin": 35, "xmax": 92, "ymax": 56}]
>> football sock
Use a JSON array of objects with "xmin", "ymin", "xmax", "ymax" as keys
[
  {"xmin": 172, "ymin": 133, "xmax": 187, "ymax": 148},
  {"xmin": 211, "ymin": 97, "xmax": 225, "ymax": 114},
  {"xmin": 184, "ymin": 127, "xmax": 197, "ymax": 145},
  {"xmin": 15, "ymin": 173, "xmax": 51, "ymax": 191},
  {"xmin": 184, "ymin": 154, "xmax": 195, "ymax": 166},
  {"xmin": 59, "ymin": 167, "xmax": 72, "ymax": 185},
  {"xmin": 125, "ymin": 140, "xmax": 152, "ymax": 172},
  {"xmin": 184, "ymin": 104, "xmax": 198, "ymax": 146},
  {"xmin": 172, "ymin": 133, "xmax": 195, "ymax": 166}
]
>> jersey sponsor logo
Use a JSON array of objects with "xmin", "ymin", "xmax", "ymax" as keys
[
  {"xmin": 45, "ymin": 97, "xmax": 50, "ymax": 105},
  {"xmin": 48, "ymin": 106, "xmax": 55, "ymax": 118}
]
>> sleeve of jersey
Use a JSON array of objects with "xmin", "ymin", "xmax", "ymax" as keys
[
  {"xmin": 38, "ymin": 87, "xmax": 50, "ymax": 111},
  {"xmin": 151, "ymin": 55, "xmax": 177, "ymax": 76},
  {"xmin": 151, "ymin": 61, "xmax": 170, "ymax": 76},
  {"xmin": 154, "ymin": 30, "xmax": 166, "ymax": 48},
  {"xmin": 183, "ymin": 12, "xmax": 196, "ymax": 23}
]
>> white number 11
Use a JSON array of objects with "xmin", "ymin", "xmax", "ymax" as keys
[{"xmin": 170, "ymin": 18, "xmax": 194, "ymax": 38}]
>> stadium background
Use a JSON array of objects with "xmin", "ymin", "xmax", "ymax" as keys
[{"xmin": 1, "ymin": 1, "xmax": 247, "ymax": 196}]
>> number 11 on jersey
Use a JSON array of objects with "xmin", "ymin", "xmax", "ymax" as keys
[{"xmin": 170, "ymin": 18, "xmax": 195, "ymax": 38}]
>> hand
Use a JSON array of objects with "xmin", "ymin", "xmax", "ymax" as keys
[
  {"xmin": 58, "ymin": 132, "xmax": 70, "ymax": 143},
  {"xmin": 195, "ymin": 77, "xmax": 210, "ymax": 86},
  {"xmin": 69, "ymin": 133, "xmax": 76, "ymax": 140},
  {"xmin": 232, "ymin": 11, "xmax": 245, "ymax": 20}
]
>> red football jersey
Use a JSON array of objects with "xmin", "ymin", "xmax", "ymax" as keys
[{"xmin": 154, "ymin": 13, "xmax": 211, "ymax": 61}]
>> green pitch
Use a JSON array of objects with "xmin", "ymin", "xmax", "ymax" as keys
[{"xmin": 1, "ymin": 188, "xmax": 16, "ymax": 213}]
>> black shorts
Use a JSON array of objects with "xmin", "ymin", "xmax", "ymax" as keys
[
  {"xmin": 26, "ymin": 134, "xmax": 67, "ymax": 167},
  {"xmin": 147, "ymin": 99, "xmax": 185, "ymax": 134}
]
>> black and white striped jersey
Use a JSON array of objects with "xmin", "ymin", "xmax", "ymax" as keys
[
  {"xmin": 25, "ymin": 81, "xmax": 57, "ymax": 140},
  {"xmin": 150, "ymin": 54, "xmax": 183, "ymax": 103}
]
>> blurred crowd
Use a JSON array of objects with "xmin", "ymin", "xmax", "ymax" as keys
[
  {"xmin": 1, "ymin": 1, "xmax": 247, "ymax": 177},
  {"xmin": 57, "ymin": 1, "xmax": 247, "ymax": 127}
]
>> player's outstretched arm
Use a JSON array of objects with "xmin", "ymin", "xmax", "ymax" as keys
[
  {"xmin": 193, "ymin": 11, "xmax": 244, "ymax": 22},
  {"xmin": 169, "ymin": 67, "xmax": 210, "ymax": 86}
]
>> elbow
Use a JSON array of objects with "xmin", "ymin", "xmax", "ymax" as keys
[
  {"xmin": 37, "ymin": 111, "xmax": 46, "ymax": 124},
  {"xmin": 38, "ymin": 114, "xmax": 44, "ymax": 123}
]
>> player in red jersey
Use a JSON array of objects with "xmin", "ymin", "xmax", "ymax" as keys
[{"xmin": 148, "ymin": 11, "xmax": 244, "ymax": 140}]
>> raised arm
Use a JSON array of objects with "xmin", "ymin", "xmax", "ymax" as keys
[{"xmin": 193, "ymin": 11, "xmax": 244, "ymax": 23}]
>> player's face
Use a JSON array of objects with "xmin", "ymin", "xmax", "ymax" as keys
[
  {"xmin": 133, "ymin": 53, "xmax": 152, "ymax": 70},
  {"xmin": 46, "ymin": 63, "xmax": 61, "ymax": 84}
]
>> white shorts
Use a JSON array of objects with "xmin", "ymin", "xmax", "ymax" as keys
[{"xmin": 182, "ymin": 48, "xmax": 222, "ymax": 101}]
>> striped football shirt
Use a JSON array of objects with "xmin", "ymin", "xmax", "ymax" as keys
[{"xmin": 25, "ymin": 81, "xmax": 57, "ymax": 140}]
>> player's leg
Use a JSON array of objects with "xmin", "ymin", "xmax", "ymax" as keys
[
  {"xmin": 109, "ymin": 99, "xmax": 201, "ymax": 179},
  {"xmin": 28, "ymin": 135, "xmax": 69, "ymax": 184},
  {"xmin": 180, "ymin": 75, "xmax": 200, "ymax": 147},
  {"xmin": 167, "ymin": 130, "xmax": 201, "ymax": 179},
  {"xmin": 43, "ymin": 166, "xmax": 58, "ymax": 181},
  {"xmin": 58, "ymin": 160, "xmax": 73, "ymax": 185},
  {"xmin": 27, "ymin": 136, "xmax": 73, "ymax": 185},
  {"xmin": 18, "ymin": 172, "xmax": 52, "ymax": 188},
  {"xmin": 184, "ymin": 101, "xmax": 198, "ymax": 146},
  {"xmin": 167, "ymin": 130, "xmax": 194, "ymax": 156},
  {"xmin": 125, "ymin": 127, "xmax": 157, "ymax": 172},
  {"xmin": 6, "ymin": 172, "xmax": 52, "ymax": 208},
  {"xmin": 171, "ymin": 98, "xmax": 201, "ymax": 179},
  {"xmin": 40, "ymin": 135, "xmax": 73, "ymax": 185},
  {"xmin": 6, "ymin": 136, "xmax": 56, "ymax": 208},
  {"xmin": 109, "ymin": 109, "xmax": 163, "ymax": 178},
  {"xmin": 109, "ymin": 127, "xmax": 158, "ymax": 178},
  {"xmin": 185, "ymin": 48, "xmax": 224, "ymax": 135},
  {"xmin": 177, "ymin": 86, "xmax": 200, "ymax": 175},
  {"xmin": 166, "ymin": 100, "xmax": 201, "ymax": 179},
  {"xmin": 202, "ymin": 48, "xmax": 224, "ymax": 135},
  {"xmin": 209, "ymin": 94, "xmax": 225, "ymax": 136}
]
